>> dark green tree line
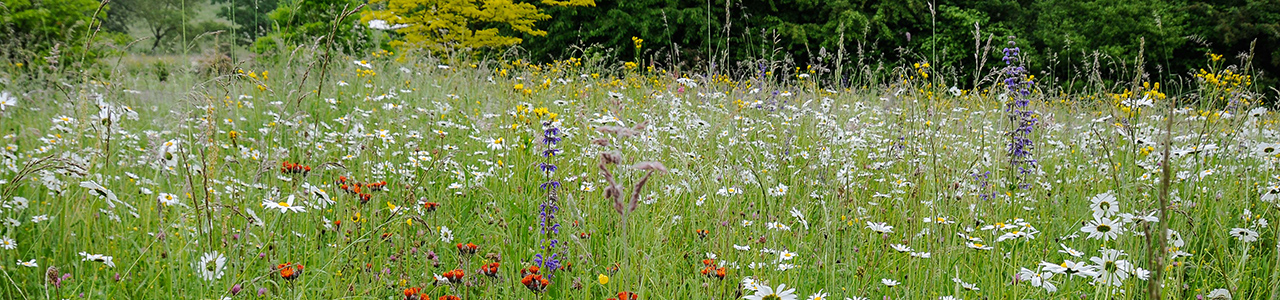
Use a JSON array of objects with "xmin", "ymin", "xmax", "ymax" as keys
[{"xmin": 524, "ymin": 0, "xmax": 1280, "ymax": 87}]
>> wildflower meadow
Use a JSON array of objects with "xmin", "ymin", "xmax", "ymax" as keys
[{"xmin": 2, "ymin": 1, "xmax": 1280, "ymax": 300}]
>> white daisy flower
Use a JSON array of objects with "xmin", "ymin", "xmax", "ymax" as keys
[
  {"xmin": 1208, "ymin": 288, "xmax": 1232, "ymax": 300},
  {"xmin": 1089, "ymin": 248, "xmax": 1132, "ymax": 287},
  {"xmin": 1081, "ymin": 217, "xmax": 1124, "ymax": 241},
  {"xmin": 1017, "ymin": 267, "xmax": 1057, "ymax": 293},
  {"xmin": 439, "ymin": 226, "xmax": 453, "ymax": 243},
  {"xmin": 196, "ymin": 251, "xmax": 227, "ymax": 281},
  {"xmin": 744, "ymin": 283, "xmax": 798, "ymax": 300},
  {"xmin": 806, "ymin": 289, "xmax": 828, "ymax": 300},
  {"xmin": 79, "ymin": 252, "xmax": 116, "ymax": 267},
  {"xmin": 263, "ymin": 195, "xmax": 306, "ymax": 213},
  {"xmin": 0, "ymin": 91, "xmax": 16, "ymax": 110},
  {"xmin": 1229, "ymin": 227, "xmax": 1259, "ymax": 243},
  {"xmin": 0, "ymin": 236, "xmax": 14, "ymax": 249},
  {"xmin": 865, "ymin": 221, "xmax": 893, "ymax": 234},
  {"xmin": 157, "ymin": 193, "xmax": 180, "ymax": 206},
  {"xmin": 1090, "ymin": 191, "xmax": 1119, "ymax": 219}
]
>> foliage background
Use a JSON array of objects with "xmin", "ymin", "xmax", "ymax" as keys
[
  {"xmin": 525, "ymin": 0, "xmax": 1278, "ymax": 87},
  {"xmin": 1, "ymin": 0, "xmax": 1278, "ymax": 88}
]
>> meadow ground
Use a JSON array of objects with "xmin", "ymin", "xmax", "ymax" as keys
[{"xmin": 0, "ymin": 51, "xmax": 1276, "ymax": 300}]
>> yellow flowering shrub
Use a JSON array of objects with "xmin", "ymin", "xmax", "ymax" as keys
[{"xmin": 362, "ymin": 0, "xmax": 595, "ymax": 52}]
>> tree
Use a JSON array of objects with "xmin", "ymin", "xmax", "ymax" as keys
[
  {"xmin": 1180, "ymin": 0, "xmax": 1280, "ymax": 73},
  {"xmin": 253, "ymin": 0, "xmax": 366, "ymax": 54},
  {"xmin": 117, "ymin": 0, "xmax": 196, "ymax": 52},
  {"xmin": 102, "ymin": 0, "xmax": 233, "ymax": 54},
  {"xmin": 212, "ymin": 0, "xmax": 280, "ymax": 46},
  {"xmin": 360, "ymin": 0, "xmax": 595, "ymax": 52}
]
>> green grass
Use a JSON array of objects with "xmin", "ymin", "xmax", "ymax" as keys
[{"xmin": 0, "ymin": 52, "xmax": 1275, "ymax": 300}]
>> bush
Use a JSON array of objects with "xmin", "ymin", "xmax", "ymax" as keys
[{"xmin": 1, "ymin": 0, "xmax": 106, "ymax": 66}]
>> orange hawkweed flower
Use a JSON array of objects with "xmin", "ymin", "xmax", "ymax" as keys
[
  {"xmin": 521, "ymin": 273, "xmax": 550, "ymax": 292},
  {"xmin": 456, "ymin": 243, "xmax": 478, "ymax": 255},
  {"xmin": 696, "ymin": 229, "xmax": 709, "ymax": 239},
  {"xmin": 423, "ymin": 202, "xmax": 440, "ymax": 212},
  {"xmin": 437, "ymin": 295, "xmax": 460, "ymax": 300},
  {"xmin": 443, "ymin": 269, "xmax": 465, "ymax": 282},
  {"xmin": 280, "ymin": 161, "xmax": 310, "ymax": 175},
  {"xmin": 617, "ymin": 291, "xmax": 639, "ymax": 300},
  {"xmin": 403, "ymin": 287, "xmax": 421, "ymax": 299},
  {"xmin": 276, "ymin": 262, "xmax": 303, "ymax": 280},
  {"xmin": 699, "ymin": 258, "xmax": 725, "ymax": 279},
  {"xmin": 520, "ymin": 265, "xmax": 540, "ymax": 277},
  {"xmin": 480, "ymin": 262, "xmax": 500, "ymax": 277}
]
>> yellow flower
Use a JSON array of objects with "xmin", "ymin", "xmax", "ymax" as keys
[{"xmin": 597, "ymin": 274, "xmax": 609, "ymax": 285}]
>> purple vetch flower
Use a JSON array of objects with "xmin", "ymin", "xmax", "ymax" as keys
[
  {"xmin": 231, "ymin": 284, "xmax": 242, "ymax": 295},
  {"xmin": 258, "ymin": 287, "xmax": 268, "ymax": 296}
]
